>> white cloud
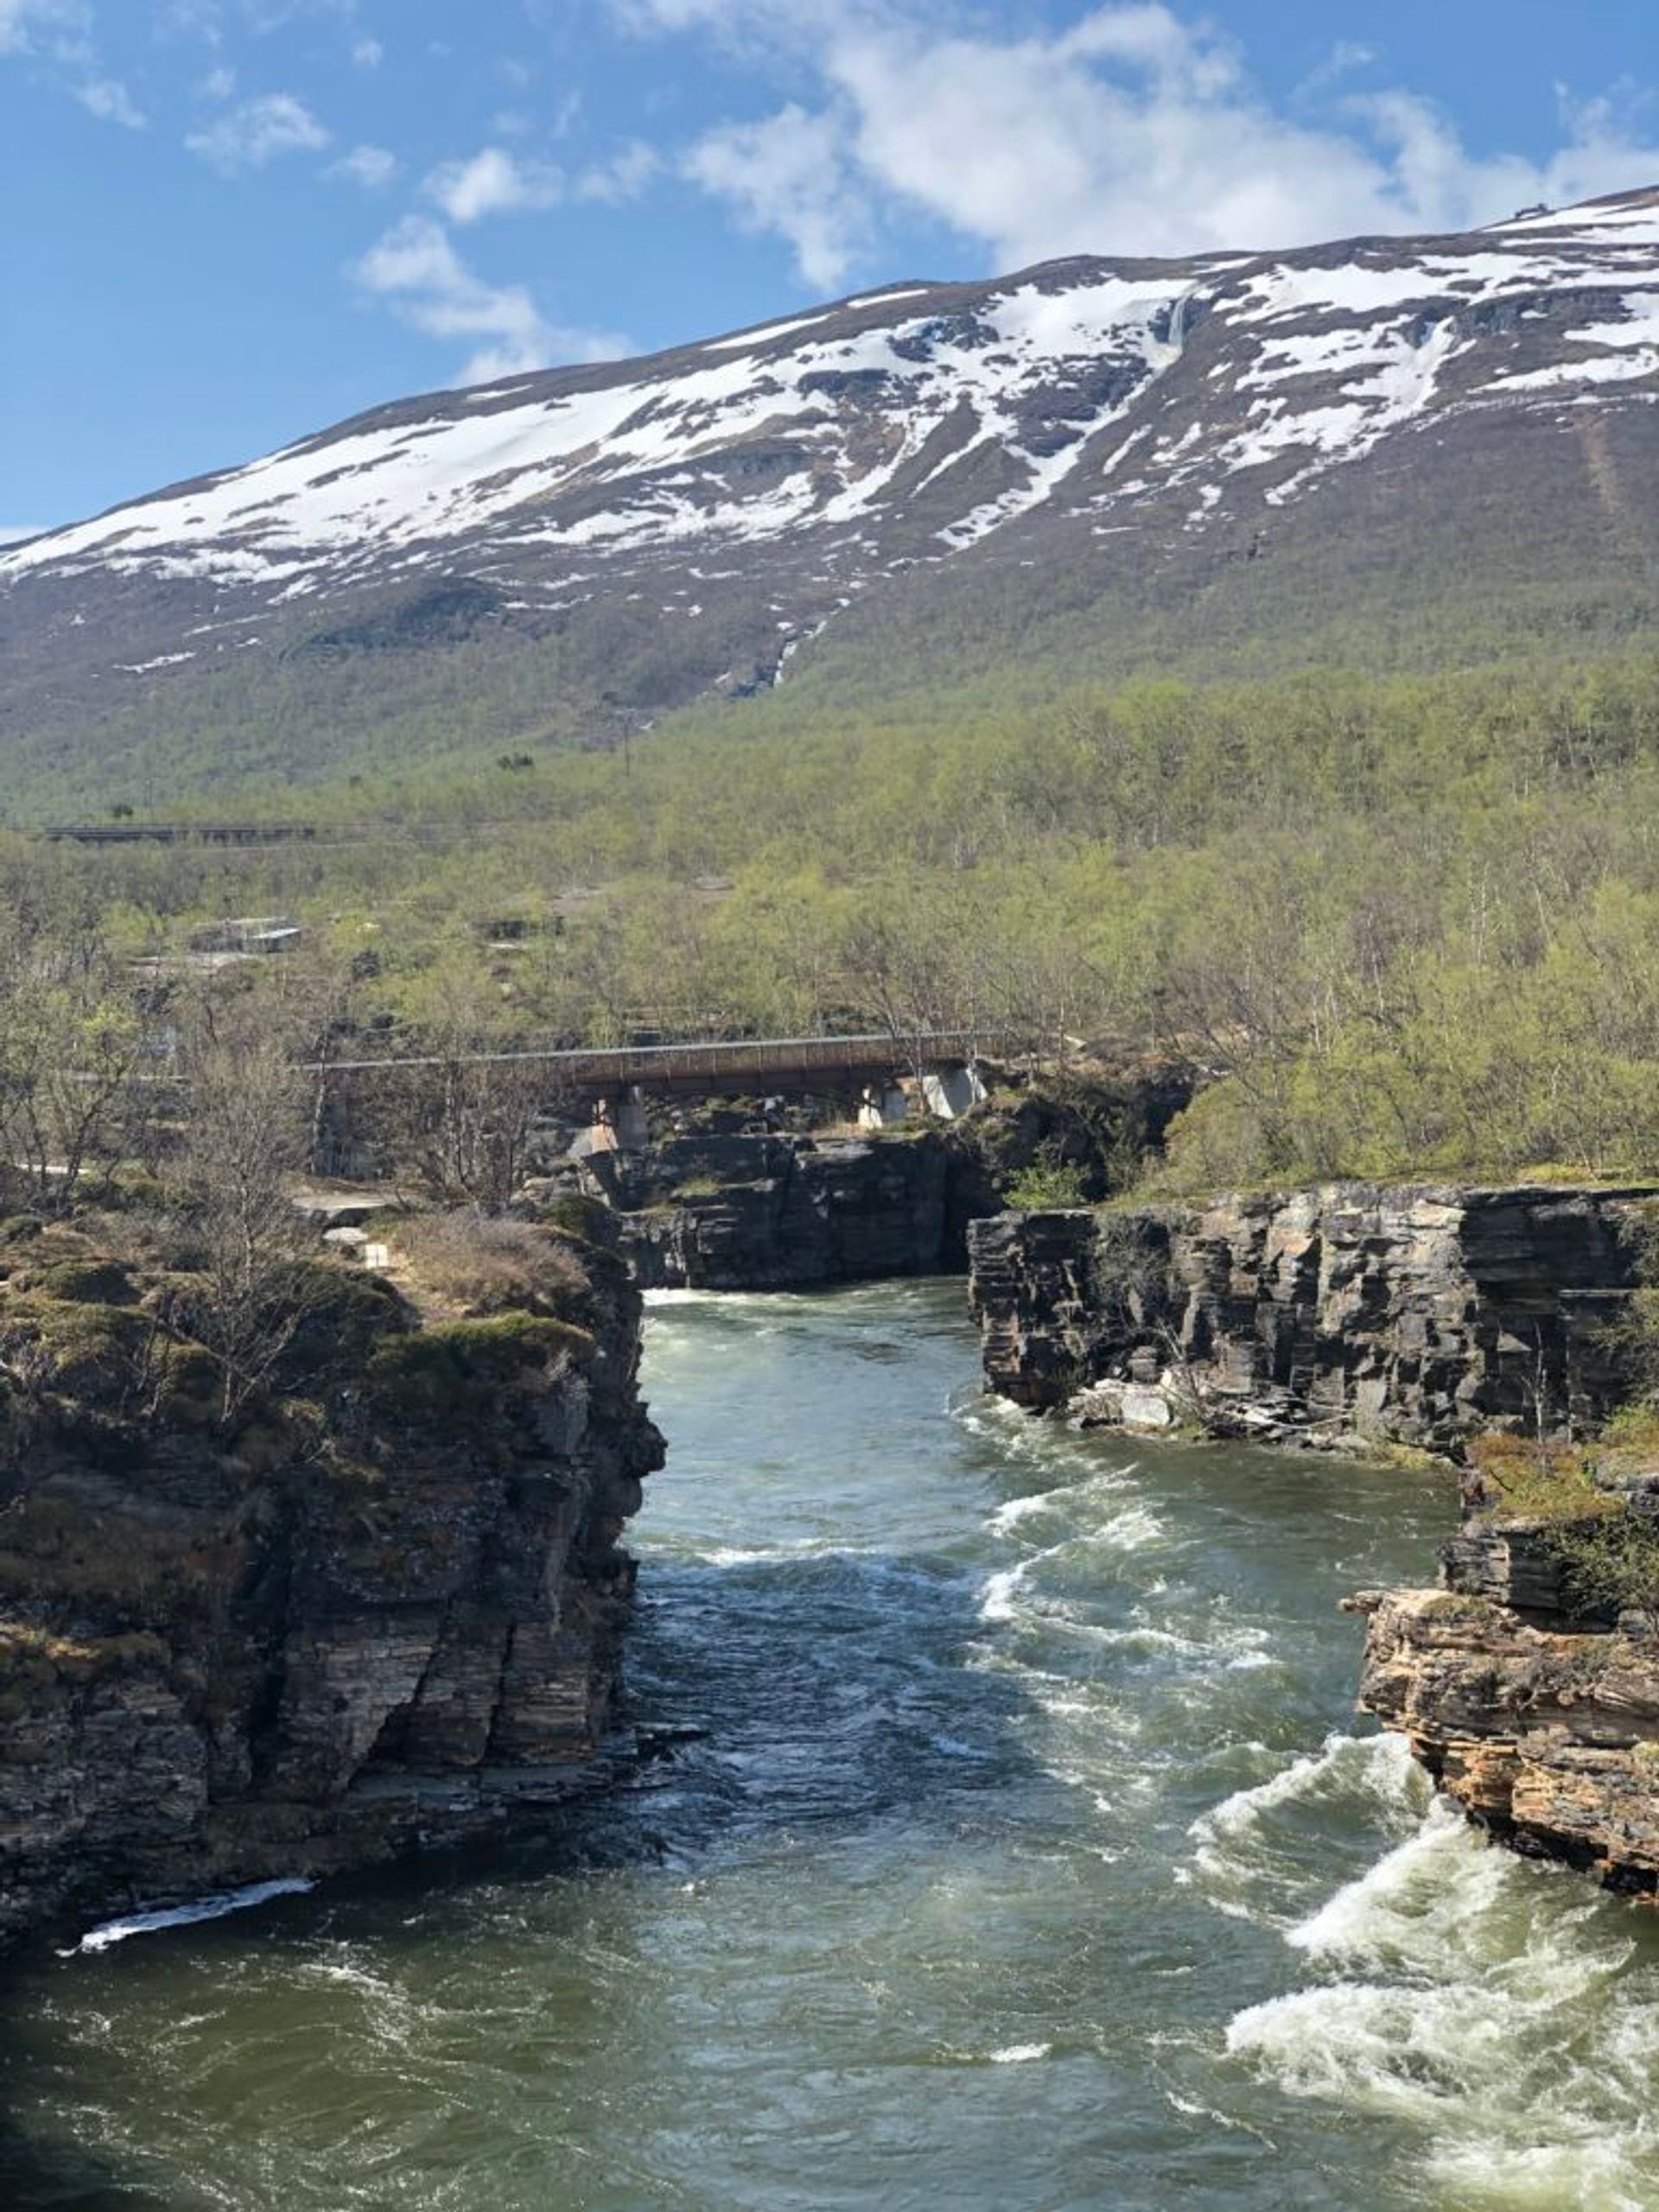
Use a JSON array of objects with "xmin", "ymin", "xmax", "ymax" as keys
[
  {"xmin": 425, "ymin": 145, "xmax": 565, "ymax": 223},
  {"xmin": 199, "ymin": 62, "xmax": 236, "ymax": 98},
  {"xmin": 154, "ymin": 0, "xmax": 226, "ymax": 39},
  {"xmin": 576, "ymin": 137, "xmax": 661, "ymax": 203},
  {"xmin": 613, "ymin": 1, "xmax": 1659, "ymax": 283},
  {"xmin": 76, "ymin": 74, "xmax": 145, "ymax": 127},
  {"xmin": 329, "ymin": 141, "xmax": 397, "ymax": 187},
  {"xmin": 186, "ymin": 90, "xmax": 329, "ymax": 171},
  {"xmin": 1298, "ymin": 40, "xmax": 1380, "ymax": 96},
  {"xmin": 0, "ymin": 0, "xmax": 86, "ymax": 56},
  {"xmin": 353, "ymin": 213, "xmax": 629, "ymax": 381},
  {"xmin": 352, "ymin": 34, "xmax": 382, "ymax": 67},
  {"xmin": 687, "ymin": 103, "xmax": 867, "ymax": 287}
]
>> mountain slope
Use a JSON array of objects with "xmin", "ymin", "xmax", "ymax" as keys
[{"xmin": 3, "ymin": 188, "xmax": 1658, "ymax": 809}]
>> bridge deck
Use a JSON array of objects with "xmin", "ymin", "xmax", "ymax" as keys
[{"xmin": 311, "ymin": 1030, "xmax": 1006, "ymax": 1094}]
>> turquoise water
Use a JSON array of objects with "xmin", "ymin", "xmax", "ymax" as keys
[{"xmin": 5, "ymin": 1280, "xmax": 1659, "ymax": 2210}]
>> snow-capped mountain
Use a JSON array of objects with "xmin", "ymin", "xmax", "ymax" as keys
[{"xmin": 3, "ymin": 188, "xmax": 1657, "ymax": 798}]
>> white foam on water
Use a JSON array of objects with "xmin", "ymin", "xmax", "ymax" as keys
[
  {"xmin": 982, "ymin": 1456, "xmax": 1148, "ymax": 1536},
  {"xmin": 1197, "ymin": 1732, "xmax": 1421, "ymax": 1846},
  {"xmin": 1226, "ymin": 1967, "xmax": 1659, "ymax": 2209},
  {"xmin": 977, "ymin": 1560, "xmax": 1031, "ymax": 1624},
  {"xmin": 1225, "ymin": 1976, "xmax": 1503, "ymax": 2112},
  {"xmin": 1427, "ymin": 2132, "xmax": 1659, "ymax": 2212},
  {"xmin": 1187, "ymin": 1732, "xmax": 1427, "ymax": 1920},
  {"xmin": 984, "ymin": 1488, "xmax": 1064, "ymax": 1535},
  {"xmin": 1084, "ymin": 1501, "xmax": 1166, "ymax": 1553},
  {"xmin": 1224, "ymin": 1764, "xmax": 1659, "ymax": 2208},
  {"xmin": 70, "ymin": 1878, "xmax": 314, "ymax": 1953},
  {"xmin": 1286, "ymin": 1796, "xmax": 1507, "ymax": 1959},
  {"xmin": 689, "ymin": 1536, "xmax": 881, "ymax": 1567},
  {"xmin": 988, "ymin": 2041, "xmax": 1051, "ymax": 2063}
]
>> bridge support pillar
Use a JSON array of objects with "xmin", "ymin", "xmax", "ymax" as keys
[
  {"xmin": 920, "ymin": 1063, "xmax": 987, "ymax": 1121},
  {"xmin": 591, "ymin": 1085, "xmax": 652, "ymax": 1153},
  {"xmin": 856, "ymin": 1083, "xmax": 910, "ymax": 1130}
]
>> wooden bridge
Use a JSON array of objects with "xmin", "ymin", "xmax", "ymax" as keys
[{"xmin": 309, "ymin": 1029, "xmax": 1007, "ymax": 1095}]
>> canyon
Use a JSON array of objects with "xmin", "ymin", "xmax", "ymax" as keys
[{"xmin": 13, "ymin": 1153, "xmax": 1659, "ymax": 1949}]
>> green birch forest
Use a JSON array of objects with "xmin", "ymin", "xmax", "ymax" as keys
[{"xmin": 9, "ymin": 649, "xmax": 1659, "ymax": 1193}]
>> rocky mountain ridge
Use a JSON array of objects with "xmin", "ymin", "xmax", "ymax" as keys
[{"xmin": 3, "ymin": 188, "xmax": 1656, "ymax": 801}]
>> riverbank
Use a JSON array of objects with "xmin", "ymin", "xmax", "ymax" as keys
[
  {"xmin": 966, "ymin": 1183, "xmax": 1659, "ymax": 1447},
  {"xmin": 0, "ymin": 1210, "xmax": 661, "ymax": 1951}
]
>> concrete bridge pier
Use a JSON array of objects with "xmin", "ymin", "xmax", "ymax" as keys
[
  {"xmin": 857, "ymin": 1083, "xmax": 910, "ymax": 1130},
  {"xmin": 857, "ymin": 1062, "xmax": 987, "ymax": 1129},
  {"xmin": 590, "ymin": 1085, "xmax": 652, "ymax": 1154}
]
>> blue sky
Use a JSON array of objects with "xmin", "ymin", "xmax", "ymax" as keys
[{"xmin": 4, "ymin": 0, "xmax": 1656, "ymax": 534}]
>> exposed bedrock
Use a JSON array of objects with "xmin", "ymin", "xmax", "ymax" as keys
[
  {"xmin": 603, "ymin": 1132, "xmax": 976, "ymax": 1291},
  {"xmin": 1353, "ymin": 1501, "xmax": 1659, "ymax": 1893},
  {"xmin": 967, "ymin": 1183, "xmax": 1659, "ymax": 1448},
  {"xmin": 595, "ymin": 1069, "xmax": 1193, "ymax": 1293},
  {"xmin": 0, "ymin": 1218, "xmax": 664, "ymax": 1948}
]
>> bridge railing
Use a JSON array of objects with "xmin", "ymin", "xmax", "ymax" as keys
[{"xmin": 306, "ymin": 1029, "xmax": 1014, "ymax": 1086}]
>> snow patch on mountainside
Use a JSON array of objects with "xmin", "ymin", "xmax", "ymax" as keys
[{"xmin": 2, "ymin": 186, "xmax": 1655, "ymax": 629}]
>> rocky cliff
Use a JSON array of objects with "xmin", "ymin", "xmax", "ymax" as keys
[
  {"xmin": 968, "ymin": 1183, "xmax": 1659, "ymax": 1448},
  {"xmin": 1353, "ymin": 1471, "xmax": 1659, "ymax": 1893},
  {"xmin": 594, "ymin": 1071, "xmax": 1189, "ymax": 1293},
  {"xmin": 0, "ymin": 1211, "xmax": 663, "ymax": 1948},
  {"xmin": 601, "ymin": 1131, "xmax": 977, "ymax": 1291}
]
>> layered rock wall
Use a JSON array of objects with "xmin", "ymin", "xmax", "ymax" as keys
[
  {"xmin": 1355, "ymin": 1511, "xmax": 1659, "ymax": 1893},
  {"xmin": 0, "ymin": 1222, "xmax": 663, "ymax": 1947},
  {"xmin": 604, "ymin": 1133, "xmax": 969, "ymax": 1290},
  {"xmin": 969, "ymin": 1184, "xmax": 1659, "ymax": 1449}
]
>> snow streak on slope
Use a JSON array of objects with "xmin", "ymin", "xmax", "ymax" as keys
[
  {"xmin": 1, "ymin": 275, "xmax": 1198, "ymax": 589},
  {"xmin": 1078, "ymin": 195, "xmax": 1659, "ymax": 517},
  {"xmin": 1, "ymin": 186, "xmax": 1656, "ymax": 692}
]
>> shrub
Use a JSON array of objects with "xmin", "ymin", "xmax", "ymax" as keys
[
  {"xmin": 1004, "ymin": 1147, "xmax": 1090, "ymax": 1210},
  {"xmin": 365, "ymin": 1312, "xmax": 594, "ymax": 1421},
  {"xmin": 1466, "ymin": 1433, "xmax": 1613, "ymax": 1522},
  {"xmin": 0, "ymin": 1296, "xmax": 158, "ymax": 1402},
  {"xmin": 537, "ymin": 1192, "xmax": 614, "ymax": 1246},
  {"xmin": 1468, "ymin": 1430, "xmax": 1659, "ymax": 1621},
  {"xmin": 391, "ymin": 1208, "xmax": 590, "ymax": 1319},
  {"xmin": 1553, "ymin": 1512, "xmax": 1659, "ymax": 1621},
  {"xmin": 1597, "ymin": 1402, "xmax": 1659, "ymax": 1457},
  {"xmin": 29, "ymin": 1256, "xmax": 139, "ymax": 1306}
]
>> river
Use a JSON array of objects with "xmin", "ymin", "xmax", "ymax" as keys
[{"xmin": 5, "ymin": 1280, "xmax": 1659, "ymax": 2210}]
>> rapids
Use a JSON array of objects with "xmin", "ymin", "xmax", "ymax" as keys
[{"xmin": 4, "ymin": 1281, "xmax": 1659, "ymax": 2209}]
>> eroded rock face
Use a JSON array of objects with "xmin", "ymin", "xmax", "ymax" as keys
[
  {"xmin": 0, "ymin": 1224, "xmax": 664, "ymax": 1948},
  {"xmin": 968, "ymin": 1184, "xmax": 1659, "ymax": 1448},
  {"xmin": 609, "ymin": 1133, "xmax": 962, "ymax": 1290},
  {"xmin": 1354, "ymin": 1525, "xmax": 1659, "ymax": 1892}
]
